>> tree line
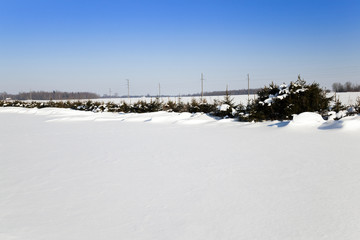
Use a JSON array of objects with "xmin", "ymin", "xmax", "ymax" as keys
[
  {"xmin": 332, "ymin": 82, "xmax": 360, "ymax": 92},
  {"xmin": 2, "ymin": 77, "xmax": 360, "ymax": 122},
  {"xmin": 1, "ymin": 91, "xmax": 99, "ymax": 100}
]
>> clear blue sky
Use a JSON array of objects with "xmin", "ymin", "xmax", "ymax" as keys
[{"xmin": 1, "ymin": 0, "xmax": 359, "ymax": 96}]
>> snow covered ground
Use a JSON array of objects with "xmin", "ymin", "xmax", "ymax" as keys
[
  {"xmin": 1, "ymin": 108, "xmax": 360, "ymax": 240},
  {"xmin": 333, "ymin": 91, "xmax": 360, "ymax": 105}
]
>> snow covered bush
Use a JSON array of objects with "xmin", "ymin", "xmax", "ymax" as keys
[
  {"xmin": 213, "ymin": 88, "xmax": 237, "ymax": 118},
  {"xmin": 198, "ymin": 99, "xmax": 217, "ymax": 114},
  {"xmin": 246, "ymin": 75, "xmax": 331, "ymax": 121},
  {"xmin": 128, "ymin": 99, "xmax": 162, "ymax": 113},
  {"xmin": 325, "ymin": 94, "xmax": 358, "ymax": 120},
  {"xmin": 331, "ymin": 97, "xmax": 346, "ymax": 113},
  {"xmin": 163, "ymin": 100, "xmax": 177, "ymax": 112},
  {"xmin": 146, "ymin": 98, "xmax": 162, "ymax": 112},
  {"xmin": 186, "ymin": 98, "xmax": 216, "ymax": 114},
  {"xmin": 354, "ymin": 97, "xmax": 360, "ymax": 114},
  {"xmin": 187, "ymin": 98, "xmax": 201, "ymax": 113},
  {"xmin": 172, "ymin": 99, "xmax": 188, "ymax": 112}
]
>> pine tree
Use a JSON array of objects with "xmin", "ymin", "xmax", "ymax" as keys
[{"xmin": 247, "ymin": 76, "xmax": 331, "ymax": 121}]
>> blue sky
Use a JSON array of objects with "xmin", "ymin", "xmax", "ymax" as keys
[{"xmin": 0, "ymin": 0, "xmax": 359, "ymax": 95}]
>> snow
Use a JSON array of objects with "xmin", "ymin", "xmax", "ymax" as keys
[
  {"xmin": 218, "ymin": 104, "xmax": 230, "ymax": 111},
  {"xmin": 290, "ymin": 112, "xmax": 326, "ymax": 126},
  {"xmin": 327, "ymin": 110, "xmax": 348, "ymax": 121},
  {"xmin": 1, "ymin": 108, "xmax": 360, "ymax": 240},
  {"xmin": 332, "ymin": 92, "xmax": 360, "ymax": 106}
]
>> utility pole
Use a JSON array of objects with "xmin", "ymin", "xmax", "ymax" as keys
[
  {"xmin": 158, "ymin": 83, "xmax": 161, "ymax": 98},
  {"xmin": 126, "ymin": 79, "xmax": 130, "ymax": 103},
  {"xmin": 109, "ymin": 88, "xmax": 112, "ymax": 98},
  {"xmin": 201, "ymin": 73, "xmax": 204, "ymax": 99},
  {"xmin": 247, "ymin": 74, "xmax": 250, "ymax": 104}
]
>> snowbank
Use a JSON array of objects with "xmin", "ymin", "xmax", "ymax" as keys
[
  {"xmin": 320, "ymin": 114, "xmax": 360, "ymax": 130},
  {"xmin": 289, "ymin": 112, "xmax": 325, "ymax": 127}
]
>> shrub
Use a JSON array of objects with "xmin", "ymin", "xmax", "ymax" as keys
[
  {"xmin": 106, "ymin": 102, "xmax": 120, "ymax": 112},
  {"xmin": 214, "ymin": 88, "xmax": 237, "ymax": 118},
  {"xmin": 147, "ymin": 98, "xmax": 162, "ymax": 112},
  {"xmin": 198, "ymin": 99, "xmax": 216, "ymax": 113},
  {"xmin": 247, "ymin": 75, "xmax": 331, "ymax": 121},
  {"xmin": 188, "ymin": 98, "xmax": 201, "ymax": 113},
  {"xmin": 331, "ymin": 96, "xmax": 346, "ymax": 113},
  {"xmin": 353, "ymin": 97, "xmax": 360, "ymax": 114},
  {"xmin": 163, "ymin": 100, "xmax": 177, "ymax": 112}
]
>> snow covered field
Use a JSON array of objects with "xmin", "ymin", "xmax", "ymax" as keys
[
  {"xmin": 1, "ymin": 107, "xmax": 360, "ymax": 240},
  {"xmin": 34, "ymin": 91, "xmax": 360, "ymax": 106},
  {"xmin": 103, "ymin": 91, "xmax": 360, "ymax": 105}
]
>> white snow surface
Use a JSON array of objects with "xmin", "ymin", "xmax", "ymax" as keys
[
  {"xmin": 218, "ymin": 104, "xmax": 230, "ymax": 111},
  {"xmin": 290, "ymin": 112, "xmax": 326, "ymax": 127},
  {"xmin": 1, "ymin": 108, "xmax": 360, "ymax": 240}
]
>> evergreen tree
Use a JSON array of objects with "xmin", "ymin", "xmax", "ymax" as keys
[{"xmin": 247, "ymin": 76, "xmax": 331, "ymax": 121}]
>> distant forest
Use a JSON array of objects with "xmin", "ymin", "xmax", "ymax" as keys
[
  {"xmin": 332, "ymin": 82, "xmax": 360, "ymax": 92},
  {"xmin": 1, "ymin": 91, "xmax": 99, "ymax": 100}
]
